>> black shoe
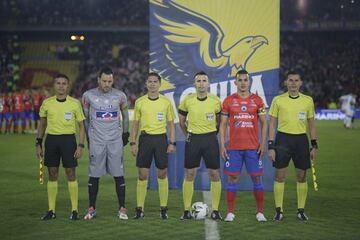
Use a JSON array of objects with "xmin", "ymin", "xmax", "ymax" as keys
[
  {"xmin": 180, "ymin": 210, "xmax": 192, "ymax": 220},
  {"xmin": 70, "ymin": 210, "xmax": 80, "ymax": 220},
  {"xmin": 134, "ymin": 207, "xmax": 144, "ymax": 219},
  {"xmin": 297, "ymin": 208, "xmax": 308, "ymax": 221},
  {"xmin": 41, "ymin": 210, "xmax": 56, "ymax": 220},
  {"xmin": 160, "ymin": 207, "xmax": 168, "ymax": 220},
  {"xmin": 210, "ymin": 210, "xmax": 222, "ymax": 221},
  {"xmin": 273, "ymin": 207, "xmax": 284, "ymax": 221}
]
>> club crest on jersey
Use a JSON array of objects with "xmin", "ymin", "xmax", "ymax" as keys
[
  {"xmin": 64, "ymin": 112, "xmax": 72, "ymax": 121},
  {"xmin": 96, "ymin": 111, "xmax": 118, "ymax": 120},
  {"xmin": 206, "ymin": 112, "xmax": 214, "ymax": 121},
  {"xmin": 241, "ymin": 105, "xmax": 247, "ymax": 112},
  {"xmin": 157, "ymin": 112, "xmax": 165, "ymax": 121}
]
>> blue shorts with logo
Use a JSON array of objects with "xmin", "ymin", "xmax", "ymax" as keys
[{"xmin": 224, "ymin": 150, "xmax": 263, "ymax": 176}]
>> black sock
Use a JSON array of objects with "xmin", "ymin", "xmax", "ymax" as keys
[
  {"xmin": 114, "ymin": 176, "xmax": 125, "ymax": 208},
  {"xmin": 88, "ymin": 177, "xmax": 99, "ymax": 208}
]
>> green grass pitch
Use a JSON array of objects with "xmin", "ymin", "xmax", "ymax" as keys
[{"xmin": 0, "ymin": 121, "xmax": 359, "ymax": 240}]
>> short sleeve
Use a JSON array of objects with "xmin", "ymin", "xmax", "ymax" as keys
[
  {"xmin": 307, "ymin": 98, "xmax": 315, "ymax": 119},
  {"xmin": 166, "ymin": 100, "xmax": 175, "ymax": 121},
  {"xmin": 134, "ymin": 100, "xmax": 141, "ymax": 121},
  {"xmin": 215, "ymin": 97, "xmax": 221, "ymax": 114},
  {"xmin": 178, "ymin": 97, "xmax": 188, "ymax": 116},
  {"xmin": 39, "ymin": 101, "xmax": 47, "ymax": 118},
  {"xmin": 75, "ymin": 100, "xmax": 86, "ymax": 122},
  {"xmin": 120, "ymin": 92, "xmax": 128, "ymax": 106},
  {"xmin": 256, "ymin": 96, "xmax": 266, "ymax": 115},
  {"xmin": 269, "ymin": 97, "xmax": 278, "ymax": 118},
  {"xmin": 221, "ymin": 97, "xmax": 230, "ymax": 116}
]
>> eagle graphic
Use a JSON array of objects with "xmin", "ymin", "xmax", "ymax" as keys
[{"xmin": 150, "ymin": 0, "xmax": 269, "ymax": 88}]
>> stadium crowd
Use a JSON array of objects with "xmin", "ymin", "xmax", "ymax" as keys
[
  {"xmin": 70, "ymin": 37, "xmax": 149, "ymax": 107},
  {"xmin": 280, "ymin": 31, "xmax": 360, "ymax": 108},
  {"xmin": 281, "ymin": 0, "xmax": 360, "ymax": 26},
  {"xmin": 0, "ymin": 0, "xmax": 148, "ymax": 26},
  {"xmin": 1, "ymin": 0, "xmax": 360, "ymax": 135}
]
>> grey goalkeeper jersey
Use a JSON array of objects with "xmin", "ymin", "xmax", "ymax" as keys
[{"xmin": 82, "ymin": 88, "xmax": 127, "ymax": 143}]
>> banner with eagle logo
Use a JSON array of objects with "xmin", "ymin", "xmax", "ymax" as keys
[{"xmin": 148, "ymin": 0, "xmax": 279, "ymax": 191}]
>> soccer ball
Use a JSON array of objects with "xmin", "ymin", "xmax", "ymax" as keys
[{"xmin": 191, "ymin": 202, "xmax": 209, "ymax": 220}]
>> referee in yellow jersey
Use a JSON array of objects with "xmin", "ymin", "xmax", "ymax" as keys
[
  {"xmin": 130, "ymin": 72, "xmax": 176, "ymax": 220},
  {"xmin": 268, "ymin": 71, "xmax": 318, "ymax": 221},
  {"xmin": 36, "ymin": 74, "xmax": 85, "ymax": 220},
  {"xmin": 178, "ymin": 71, "xmax": 222, "ymax": 221}
]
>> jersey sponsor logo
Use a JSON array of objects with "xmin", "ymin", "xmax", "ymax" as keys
[
  {"xmin": 234, "ymin": 114, "xmax": 254, "ymax": 119},
  {"xmin": 64, "ymin": 112, "xmax": 72, "ymax": 121},
  {"xmin": 235, "ymin": 121, "xmax": 242, "ymax": 128},
  {"xmin": 298, "ymin": 112, "xmax": 306, "ymax": 120},
  {"xmin": 99, "ymin": 105, "xmax": 113, "ymax": 110},
  {"xmin": 157, "ymin": 112, "xmax": 165, "ymax": 121},
  {"xmin": 234, "ymin": 121, "xmax": 254, "ymax": 128},
  {"xmin": 206, "ymin": 112, "xmax": 214, "ymax": 121},
  {"xmin": 96, "ymin": 111, "xmax": 118, "ymax": 120}
]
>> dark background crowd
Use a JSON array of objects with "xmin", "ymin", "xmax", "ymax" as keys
[{"xmin": 0, "ymin": 0, "xmax": 359, "ymax": 109}]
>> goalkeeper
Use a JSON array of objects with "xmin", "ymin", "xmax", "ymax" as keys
[{"xmin": 82, "ymin": 67, "xmax": 130, "ymax": 220}]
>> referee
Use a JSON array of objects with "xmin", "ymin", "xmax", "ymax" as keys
[
  {"xmin": 36, "ymin": 74, "xmax": 85, "ymax": 220},
  {"xmin": 178, "ymin": 71, "xmax": 222, "ymax": 221},
  {"xmin": 268, "ymin": 71, "xmax": 318, "ymax": 221},
  {"xmin": 130, "ymin": 72, "xmax": 176, "ymax": 220}
]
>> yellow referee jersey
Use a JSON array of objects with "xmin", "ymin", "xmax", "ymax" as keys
[
  {"xmin": 134, "ymin": 94, "xmax": 175, "ymax": 134},
  {"xmin": 269, "ymin": 92, "xmax": 315, "ymax": 134},
  {"xmin": 39, "ymin": 96, "xmax": 85, "ymax": 135},
  {"xmin": 178, "ymin": 93, "xmax": 221, "ymax": 134}
]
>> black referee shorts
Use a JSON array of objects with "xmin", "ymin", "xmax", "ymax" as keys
[
  {"xmin": 185, "ymin": 131, "xmax": 220, "ymax": 170},
  {"xmin": 273, "ymin": 131, "xmax": 310, "ymax": 170},
  {"xmin": 136, "ymin": 132, "xmax": 168, "ymax": 169},
  {"xmin": 44, "ymin": 134, "xmax": 78, "ymax": 168}
]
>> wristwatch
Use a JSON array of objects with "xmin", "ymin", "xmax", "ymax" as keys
[
  {"xmin": 169, "ymin": 142, "xmax": 176, "ymax": 146},
  {"xmin": 130, "ymin": 142, "xmax": 136, "ymax": 146}
]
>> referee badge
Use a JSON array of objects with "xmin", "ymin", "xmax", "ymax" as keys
[
  {"xmin": 206, "ymin": 112, "xmax": 214, "ymax": 121},
  {"xmin": 298, "ymin": 112, "xmax": 306, "ymax": 120},
  {"xmin": 157, "ymin": 112, "xmax": 164, "ymax": 121},
  {"xmin": 64, "ymin": 112, "xmax": 72, "ymax": 121}
]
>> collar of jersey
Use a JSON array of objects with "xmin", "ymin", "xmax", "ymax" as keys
[
  {"xmin": 148, "ymin": 96, "xmax": 159, "ymax": 101},
  {"xmin": 56, "ymin": 97, "xmax": 66, "ymax": 102},
  {"xmin": 197, "ymin": 96, "xmax": 207, "ymax": 101}
]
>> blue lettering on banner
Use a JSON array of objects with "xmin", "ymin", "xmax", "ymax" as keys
[{"xmin": 315, "ymin": 109, "xmax": 360, "ymax": 120}]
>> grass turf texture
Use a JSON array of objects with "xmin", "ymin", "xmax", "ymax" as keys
[{"xmin": 0, "ymin": 120, "xmax": 359, "ymax": 240}]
